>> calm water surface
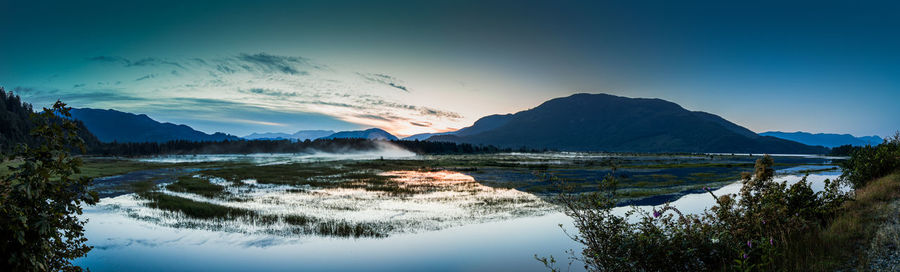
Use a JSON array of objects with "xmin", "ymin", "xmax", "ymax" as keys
[{"xmin": 74, "ymin": 155, "xmax": 841, "ymax": 271}]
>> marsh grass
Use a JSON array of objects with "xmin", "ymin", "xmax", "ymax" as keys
[
  {"xmin": 138, "ymin": 192, "xmax": 254, "ymax": 219},
  {"xmin": 166, "ymin": 176, "xmax": 226, "ymax": 198}
]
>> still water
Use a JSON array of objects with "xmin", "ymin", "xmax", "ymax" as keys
[{"xmin": 74, "ymin": 157, "xmax": 841, "ymax": 271}]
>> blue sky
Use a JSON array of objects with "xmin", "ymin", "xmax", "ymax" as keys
[{"xmin": 1, "ymin": 0, "xmax": 898, "ymax": 137}]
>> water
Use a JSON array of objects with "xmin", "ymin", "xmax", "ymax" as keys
[{"xmin": 73, "ymin": 157, "xmax": 842, "ymax": 271}]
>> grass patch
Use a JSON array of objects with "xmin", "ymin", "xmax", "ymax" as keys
[
  {"xmin": 138, "ymin": 192, "xmax": 254, "ymax": 219},
  {"xmin": 166, "ymin": 176, "xmax": 226, "ymax": 198},
  {"xmin": 284, "ymin": 214, "xmax": 317, "ymax": 226},
  {"xmin": 200, "ymin": 163, "xmax": 348, "ymax": 185},
  {"xmin": 781, "ymin": 172, "xmax": 900, "ymax": 271}
]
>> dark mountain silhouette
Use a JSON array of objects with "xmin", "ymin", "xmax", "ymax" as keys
[
  {"xmin": 243, "ymin": 132, "xmax": 292, "ymax": 140},
  {"xmin": 0, "ymin": 88, "xmax": 100, "ymax": 153},
  {"xmin": 428, "ymin": 93, "xmax": 828, "ymax": 154},
  {"xmin": 244, "ymin": 130, "xmax": 335, "ymax": 141},
  {"xmin": 320, "ymin": 128, "xmax": 398, "ymax": 140},
  {"xmin": 402, "ymin": 114, "xmax": 514, "ymax": 140},
  {"xmin": 403, "ymin": 132, "xmax": 453, "ymax": 141},
  {"xmin": 760, "ymin": 131, "xmax": 883, "ymax": 148},
  {"xmin": 70, "ymin": 108, "xmax": 239, "ymax": 143}
]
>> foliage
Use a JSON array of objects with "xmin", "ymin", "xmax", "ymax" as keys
[
  {"xmin": 841, "ymin": 132, "xmax": 900, "ymax": 189},
  {"xmin": 542, "ymin": 155, "xmax": 850, "ymax": 271},
  {"xmin": 0, "ymin": 101, "xmax": 99, "ymax": 271},
  {"xmin": 828, "ymin": 144, "xmax": 858, "ymax": 156},
  {"xmin": 0, "ymin": 87, "xmax": 100, "ymax": 155}
]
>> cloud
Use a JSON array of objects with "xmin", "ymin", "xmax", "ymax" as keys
[
  {"xmin": 88, "ymin": 56, "xmax": 185, "ymax": 69},
  {"xmin": 236, "ymin": 53, "xmax": 309, "ymax": 75},
  {"xmin": 241, "ymin": 88, "xmax": 300, "ymax": 98},
  {"xmin": 87, "ymin": 56, "xmax": 130, "ymax": 65},
  {"xmin": 135, "ymin": 74, "xmax": 156, "ymax": 81},
  {"xmin": 358, "ymin": 73, "xmax": 410, "ymax": 92},
  {"xmin": 357, "ymin": 96, "xmax": 462, "ymax": 119},
  {"xmin": 13, "ymin": 86, "xmax": 150, "ymax": 107},
  {"xmin": 354, "ymin": 114, "xmax": 395, "ymax": 122},
  {"xmin": 71, "ymin": 52, "xmax": 467, "ymax": 135}
]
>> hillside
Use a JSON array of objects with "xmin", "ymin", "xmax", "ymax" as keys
[
  {"xmin": 429, "ymin": 93, "xmax": 827, "ymax": 154},
  {"xmin": 319, "ymin": 128, "xmax": 398, "ymax": 140},
  {"xmin": 760, "ymin": 131, "xmax": 883, "ymax": 148},
  {"xmin": 70, "ymin": 108, "xmax": 239, "ymax": 143}
]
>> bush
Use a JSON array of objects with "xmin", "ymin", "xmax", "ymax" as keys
[
  {"xmin": 542, "ymin": 155, "xmax": 849, "ymax": 271},
  {"xmin": 0, "ymin": 101, "xmax": 98, "ymax": 271},
  {"xmin": 841, "ymin": 132, "xmax": 900, "ymax": 189}
]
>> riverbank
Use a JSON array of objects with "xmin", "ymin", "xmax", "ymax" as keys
[{"xmin": 805, "ymin": 172, "xmax": 900, "ymax": 271}]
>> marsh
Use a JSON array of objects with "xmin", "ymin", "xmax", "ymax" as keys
[{"xmin": 72, "ymin": 152, "xmax": 842, "ymax": 271}]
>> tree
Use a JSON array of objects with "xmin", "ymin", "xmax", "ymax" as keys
[{"xmin": 1, "ymin": 101, "xmax": 98, "ymax": 271}]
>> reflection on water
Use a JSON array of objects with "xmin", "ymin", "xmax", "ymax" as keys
[
  {"xmin": 75, "ymin": 162, "xmax": 842, "ymax": 271},
  {"xmin": 613, "ymin": 166, "xmax": 844, "ymax": 218},
  {"xmin": 92, "ymin": 170, "xmax": 554, "ymax": 238}
]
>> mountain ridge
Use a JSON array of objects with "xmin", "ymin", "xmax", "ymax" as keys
[
  {"xmin": 70, "ymin": 108, "xmax": 239, "ymax": 143},
  {"xmin": 320, "ymin": 128, "xmax": 398, "ymax": 140},
  {"xmin": 760, "ymin": 131, "xmax": 883, "ymax": 148},
  {"xmin": 428, "ymin": 93, "xmax": 827, "ymax": 154}
]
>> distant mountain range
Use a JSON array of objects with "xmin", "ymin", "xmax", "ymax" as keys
[
  {"xmin": 428, "ymin": 93, "xmax": 828, "ymax": 154},
  {"xmin": 70, "ymin": 108, "xmax": 239, "ymax": 143},
  {"xmin": 244, "ymin": 130, "xmax": 335, "ymax": 141},
  {"xmin": 319, "ymin": 128, "xmax": 398, "ymax": 140},
  {"xmin": 760, "ymin": 131, "xmax": 883, "ymax": 148},
  {"xmin": 66, "ymin": 94, "xmax": 836, "ymax": 154},
  {"xmin": 70, "ymin": 107, "xmax": 400, "ymax": 143}
]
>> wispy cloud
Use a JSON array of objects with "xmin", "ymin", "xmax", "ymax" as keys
[
  {"xmin": 236, "ymin": 53, "xmax": 310, "ymax": 75},
  {"xmin": 24, "ymin": 52, "xmax": 466, "ymax": 135},
  {"xmin": 135, "ymin": 74, "xmax": 156, "ymax": 81},
  {"xmin": 358, "ymin": 73, "xmax": 410, "ymax": 92}
]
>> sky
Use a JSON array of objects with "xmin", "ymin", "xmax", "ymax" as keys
[{"xmin": 1, "ymin": 0, "xmax": 898, "ymax": 137}]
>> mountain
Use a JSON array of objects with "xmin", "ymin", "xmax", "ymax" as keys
[
  {"xmin": 292, "ymin": 130, "xmax": 336, "ymax": 141},
  {"xmin": 454, "ymin": 114, "xmax": 513, "ymax": 137},
  {"xmin": 428, "ymin": 93, "xmax": 827, "ymax": 154},
  {"xmin": 760, "ymin": 131, "xmax": 883, "ymax": 148},
  {"xmin": 244, "ymin": 132, "xmax": 292, "ymax": 140},
  {"xmin": 320, "ymin": 128, "xmax": 398, "ymax": 140},
  {"xmin": 70, "ymin": 108, "xmax": 239, "ymax": 143},
  {"xmin": 403, "ymin": 131, "xmax": 454, "ymax": 141},
  {"xmin": 244, "ymin": 130, "xmax": 334, "ymax": 141},
  {"xmin": 402, "ymin": 114, "xmax": 514, "ymax": 140}
]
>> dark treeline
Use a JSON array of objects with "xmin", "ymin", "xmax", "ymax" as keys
[
  {"xmin": 87, "ymin": 138, "xmax": 526, "ymax": 156},
  {"xmin": 0, "ymin": 88, "xmax": 100, "ymax": 154},
  {"xmin": 829, "ymin": 144, "xmax": 859, "ymax": 156}
]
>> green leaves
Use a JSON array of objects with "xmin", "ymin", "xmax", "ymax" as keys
[
  {"xmin": 551, "ymin": 155, "xmax": 852, "ymax": 271},
  {"xmin": 1, "ymin": 100, "xmax": 98, "ymax": 271},
  {"xmin": 841, "ymin": 132, "xmax": 900, "ymax": 189}
]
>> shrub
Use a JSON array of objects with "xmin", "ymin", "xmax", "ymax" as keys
[
  {"xmin": 542, "ymin": 155, "xmax": 849, "ymax": 271},
  {"xmin": 0, "ymin": 101, "xmax": 98, "ymax": 271},
  {"xmin": 841, "ymin": 132, "xmax": 900, "ymax": 189}
]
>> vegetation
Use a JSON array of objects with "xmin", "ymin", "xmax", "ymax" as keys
[
  {"xmin": 0, "ymin": 101, "xmax": 98, "ymax": 271},
  {"xmin": 166, "ymin": 176, "xmax": 227, "ymax": 198},
  {"xmin": 841, "ymin": 132, "xmax": 900, "ymax": 189},
  {"xmin": 541, "ymin": 155, "xmax": 850, "ymax": 271},
  {"xmin": 545, "ymin": 133, "xmax": 900, "ymax": 271},
  {"xmin": 0, "ymin": 87, "xmax": 99, "ymax": 154},
  {"xmin": 828, "ymin": 144, "xmax": 858, "ymax": 156},
  {"xmin": 139, "ymin": 192, "xmax": 252, "ymax": 219}
]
